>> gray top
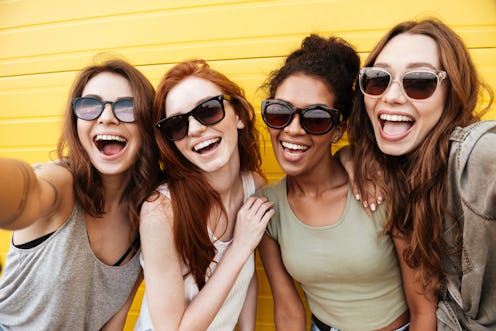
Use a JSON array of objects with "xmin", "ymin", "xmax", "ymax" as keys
[{"xmin": 0, "ymin": 204, "xmax": 141, "ymax": 331}]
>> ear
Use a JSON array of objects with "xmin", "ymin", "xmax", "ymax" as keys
[{"xmin": 236, "ymin": 115, "xmax": 245, "ymax": 129}]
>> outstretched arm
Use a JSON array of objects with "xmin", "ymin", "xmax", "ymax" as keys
[{"xmin": 0, "ymin": 158, "xmax": 67, "ymax": 231}]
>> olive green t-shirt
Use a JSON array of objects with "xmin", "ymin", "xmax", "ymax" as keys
[{"xmin": 258, "ymin": 177, "xmax": 407, "ymax": 331}]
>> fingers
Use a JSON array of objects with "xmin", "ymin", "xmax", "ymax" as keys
[{"xmin": 353, "ymin": 180, "xmax": 384, "ymax": 212}]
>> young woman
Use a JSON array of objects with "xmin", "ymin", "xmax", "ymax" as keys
[
  {"xmin": 349, "ymin": 18, "xmax": 495, "ymax": 330},
  {"xmin": 134, "ymin": 59, "xmax": 274, "ymax": 331},
  {"xmin": 256, "ymin": 34, "xmax": 427, "ymax": 331},
  {"xmin": 0, "ymin": 59, "xmax": 160, "ymax": 330}
]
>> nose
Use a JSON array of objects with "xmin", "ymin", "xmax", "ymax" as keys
[
  {"xmin": 283, "ymin": 113, "xmax": 306, "ymax": 135},
  {"xmin": 382, "ymin": 79, "xmax": 407, "ymax": 104},
  {"xmin": 187, "ymin": 116, "xmax": 207, "ymax": 137},
  {"xmin": 97, "ymin": 103, "xmax": 119, "ymax": 124}
]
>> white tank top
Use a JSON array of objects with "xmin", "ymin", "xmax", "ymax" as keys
[{"xmin": 135, "ymin": 172, "xmax": 256, "ymax": 331}]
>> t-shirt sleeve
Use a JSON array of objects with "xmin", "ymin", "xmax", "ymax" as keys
[{"xmin": 255, "ymin": 183, "xmax": 281, "ymax": 241}]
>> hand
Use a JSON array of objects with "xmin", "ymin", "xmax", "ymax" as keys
[
  {"xmin": 336, "ymin": 146, "xmax": 384, "ymax": 211},
  {"xmin": 232, "ymin": 196, "xmax": 274, "ymax": 255}
]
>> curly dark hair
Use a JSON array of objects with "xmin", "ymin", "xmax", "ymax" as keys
[{"xmin": 262, "ymin": 34, "xmax": 360, "ymax": 120}]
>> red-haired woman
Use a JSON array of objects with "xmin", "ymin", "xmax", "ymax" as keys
[{"xmin": 134, "ymin": 59, "xmax": 274, "ymax": 331}]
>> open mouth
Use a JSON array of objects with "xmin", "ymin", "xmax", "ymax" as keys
[
  {"xmin": 94, "ymin": 134, "xmax": 127, "ymax": 156},
  {"xmin": 193, "ymin": 137, "xmax": 221, "ymax": 154},
  {"xmin": 379, "ymin": 114, "xmax": 414, "ymax": 137},
  {"xmin": 281, "ymin": 141, "xmax": 309, "ymax": 152}
]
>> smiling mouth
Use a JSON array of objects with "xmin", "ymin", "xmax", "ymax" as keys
[
  {"xmin": 94, "ymin": 134, "xmax": 127, "ymax": 156},
  {"xmin": 379, "ymin": 114, "xmax": 414, "ymax": 136},
  {"xmin": 281, "ymin": 141, "xmax": 309, "ymax": 152},
  {"xmin": 193, "ymin": 138, "xmax": 221, "ymax": 154}
]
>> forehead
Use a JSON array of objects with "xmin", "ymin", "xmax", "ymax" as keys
[
  {"xmin": 374, "ymin": 33, "xmax": 441, "ymax": 70},
  {"xmin": 81, "ymin": 72, "xmax": 133, "ymax": 100},
  {"xmin": 275, "ymin": 73, "xmax": 335, "ymax": 108},
  {"xmin": 165, "ymin": 76, "xmax": 223, "ymax": 116}
]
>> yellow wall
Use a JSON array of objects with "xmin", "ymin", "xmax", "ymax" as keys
[{"xmin": 0, "ymin": 1, "xmax": 495, "ymax": 330}]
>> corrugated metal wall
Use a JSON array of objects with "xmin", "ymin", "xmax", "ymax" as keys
[{"xmin": 1, "ymin": 1, "xmax": 495, "ymax": 329}]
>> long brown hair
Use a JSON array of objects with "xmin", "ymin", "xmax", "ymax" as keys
[
  {"xmin": 349, "ymin": 18, "xmax": 494, "ymax": 291},
  {"xmin": 153, "ymin": 59, "xmax": 262, "ymax": 289},
  {"xmin": 57, "ymin": 58, "xmax": 160, "ymax": 239}
]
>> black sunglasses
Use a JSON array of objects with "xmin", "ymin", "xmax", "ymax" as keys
[
  {"xmin": 359, "ymin": 67, "xmax": 447, "ymax": 100},
  {"xmin": 156, "ymin": 94, "xmax": 232, "ymax": 141},
  {"xmin": 261, "ymin": 99, "xmax": 342, "ymax": 135},
  {"xmin": 72, "ymin": 97, "xmax": 135, "ymax": 122}
]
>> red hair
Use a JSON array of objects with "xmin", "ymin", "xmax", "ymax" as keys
[{"xmin": 153, "ymin": 59, "xmax": 262, "ymax": 288}]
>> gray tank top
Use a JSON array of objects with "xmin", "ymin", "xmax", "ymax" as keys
[{"xmin": 0, "ymin": 204, "xmax": 141, "ymax": 331}]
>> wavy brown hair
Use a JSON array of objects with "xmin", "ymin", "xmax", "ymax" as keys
[
  {"xmin": 57, "ymin": 58, "xmax": 160, "ymax": 240},
  {"xmin": 153, "ymin": 59, "xmax": 263, "ymax": 289},
  {"xmin": 348, "ymin": 18, "xmax": 494, "ymax": 291}
]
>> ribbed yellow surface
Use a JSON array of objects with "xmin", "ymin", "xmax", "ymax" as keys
[{"xmin": 1, "ymin": 1, "xmax": 495, "ymax": 329}]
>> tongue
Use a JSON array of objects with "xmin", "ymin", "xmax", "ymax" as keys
[
  {"xmin": 382, "ymin": 121, "xmax": 412, "ymax": 136},
  {"xmin": 102, "ymin": 142, "xmax": 124, "ymax": 156}
]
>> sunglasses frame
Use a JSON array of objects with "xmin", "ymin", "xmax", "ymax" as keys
[
  {"xmin": 261, "ymin": 99, "xmax": 342, "ymax": 135},
  {"xmin": 72, "ymin": 97, "xmax": 135, "ymax": 122},
  {"xmin": 359, "ymin": 67, "xmax": 447, "ymax": 101},
  {"xmin": 156, "ymin": 94, "xmax": 232, "ymax": 141}
]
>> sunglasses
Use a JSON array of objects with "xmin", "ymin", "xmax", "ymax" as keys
[
  {"xmin": 156, "ymin": 94, "xmax": 232, "ymax": 141},
  {"xmin": 359, "ymin": 67, "xmax": 447, "ymax": 100},
  {"xmin": 261, "ymin": 99, "xmax": 342, "ymax": 135},
  {"xmin": 72, "ymin": 97, "xmax": 135, "ymax": 122}
]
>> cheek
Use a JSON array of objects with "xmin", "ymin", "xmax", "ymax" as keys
[{"xmin": 363, "ymin": 97, "xmax": 377, "ymax": 120}]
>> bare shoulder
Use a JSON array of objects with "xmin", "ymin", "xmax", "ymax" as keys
[
  {"xmin": 251, "ymin": 171, "xmax": 267, "ymax": 190},
  {"xmin": 140, "ymin": 191, "xmax": 174, "ymax": 232}
]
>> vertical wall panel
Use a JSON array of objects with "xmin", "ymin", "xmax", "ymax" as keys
[{"xmin": 0, "ymin": 1, "xmax": 495, "ymax": 330}]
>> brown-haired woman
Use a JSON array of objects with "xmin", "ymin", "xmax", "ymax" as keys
[
  {"xmin": 134, "ymin": 59, "xmax": 274, "ymax": 331},
  {"xmin": 349, "ymin": 18, "xmax": 495, "ymax": 330},
  {"xmin": 0, "ymin": 58, "xmax": 160, "ymax": 329}
]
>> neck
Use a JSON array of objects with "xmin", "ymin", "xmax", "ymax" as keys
[
  {"xmin": 100, "ymin": 172, "xmax": 130, "ymax": 212},
  {"xmin": 287, "ymin": 156, "xmax": 347, "ymax": 197}
]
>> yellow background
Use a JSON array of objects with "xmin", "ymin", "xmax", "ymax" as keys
[{"xmin": 1, "ymin": 1, "xmax": 495, "ymax": 330}]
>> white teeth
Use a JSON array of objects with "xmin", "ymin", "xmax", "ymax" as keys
[
  {"xmin": 281, "ymin": 141, "xmax": 308, "ymax": 151},
  {"xmin": 194, "ymin": 138, "xmax": 220, "ymax": 151},
  {"xmin": 95, "ymin": 134, "xmax": 127, "ymax": 142},
  {"xmin": 379, "ymin": 114, "xmax": 413, "ymax": 122}
]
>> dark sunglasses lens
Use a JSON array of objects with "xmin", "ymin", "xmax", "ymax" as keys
[
  {"xmin": 403, "ymin": 72, "xmax": 438, "ymax": 99},
  {"xmin": 194, "ymin": 99, "xmax": 225, "ymax": 125},
  {"xmin": 113, "ymin": 99, "xmax": 135, "ymax": 122},
  {"xmin": 263, "ymin": 102, "xmax": 292, "ymax": 128},
  {"xmin": 301, "ymin": 108, "xmax": 333, "ymax": 134},
  {"xmin": 362, "ymin": 70, "xmax": 390, "ymax": 96},
  {"xmin": 162, "ymin": 116, "xmax": 188, "ymax": 141},
  {"xmin": 73, "ymin": 98, "xmax": 103, "ymax": 120}
]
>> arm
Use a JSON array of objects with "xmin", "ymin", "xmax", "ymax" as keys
[
  {"xmin": 257, "ymin": 234, "xmax": 306, "ymax": 330},
  {"xmin": 101, "ymin": 271, "xmax": 144, "ymax": 331},
  {"xmin": 0, "ymin": 158, "xmax": 69, "ymax": 231},
  {"xmin": 237, "ymin": 272, "xmax": 258, "ymax": 331},
  {"xmin": 141, "ymin": 195, "xmax": 273, "ymax": 331},
  {"xmin": 392, "ymin": 232, "xmax": 437, "ymax": 331}
]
